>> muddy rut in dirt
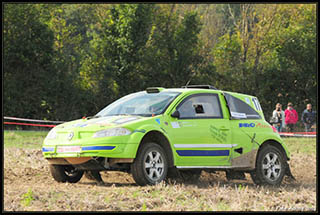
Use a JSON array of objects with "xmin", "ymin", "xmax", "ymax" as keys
[{"xmin": 4, "ymin": 147, "xmax": 316, "ymax": 211}]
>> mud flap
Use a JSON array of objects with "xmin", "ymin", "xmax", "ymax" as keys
[
  {"xmin": 285, "ymin": 163, "xmax": 296, "ymax": 181},
  {"xmin": 84, "ymin": 170, "xmax": 104, "ymax": 184}
]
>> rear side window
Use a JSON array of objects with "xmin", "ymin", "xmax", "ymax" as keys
[
  {"xmin": 177, "ymin": 94, "xmax": 223, "ymax": 119},
  {"xmin": 224, "ymin": 93, "xmax": 261, "ymax": 119},
  {"xmin": 252, "ymin": 97, "xmax": 262, "ymax": 111}
]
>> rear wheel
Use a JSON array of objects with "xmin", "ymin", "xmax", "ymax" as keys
[
  {"xmin": 131, "ymin": 143, "xmax": 168, "ymax": 186},
  {"xmin": 49, "ymin": 164, "xmax": 84, "ymax": 183},
  {"xmin": 250, "ymin": 145, "xmax": 286, "ymax": 186}
]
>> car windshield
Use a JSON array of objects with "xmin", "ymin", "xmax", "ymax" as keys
[{"xmin": 96, "ymin": 91, "xmax": 180, "ymax": 117}]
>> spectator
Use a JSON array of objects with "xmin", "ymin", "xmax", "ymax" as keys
[
  {"xmin": 301, "ymin": 103, "xmax": 317, "ymax": 132},
  {"xmin": 284, "ymin": 102, "xmax": 298, "ymax": 132},
  {"xmin": 272, "ymin": 103, "xmax": 285, "ymax": 132}
]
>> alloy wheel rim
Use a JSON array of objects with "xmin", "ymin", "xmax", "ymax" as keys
[
  {"xmin": 262, "ymin": 152, "xmax": 282, "ymax": 181},
  {"xmin": 144, "ymin": 150, "xmax": 165, "ymax": 182}
]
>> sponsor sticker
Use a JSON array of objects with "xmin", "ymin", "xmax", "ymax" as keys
[
  {"xmin": 96, "ymin": 122, "xmax": 114, "ymax": 126},
  {"xmin": 239, "ymin": 123, "xmax": 256, "ymax": 128},
  {"xmin": 73, "ymin": 123, "xmax": 83, "ymax": 127},
  {"xmin": 256, "ymin": 123, "xmax": 271, "ymax": 128},
  {"xmin": 113, "ymin": 117, "xmax": 138, "ymax": 124},
  {"xmin": 231, "ymin": 112, "xmax": 247, "ymax": 119},
  {"xmin": 57, "ymin": 146, "xmax": 81, "ymax": 153},
  {"xmin": 179, "ymin": 121, "xmax": 195, "ymax": 127},
  {"xmin": 171, "ymin": 122, "xmax": 180, "ymax": 128}
]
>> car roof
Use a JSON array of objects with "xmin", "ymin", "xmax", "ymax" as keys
[
  {"xmin": 158, "ymin": 87, "xmax": 256, "ymax": 98},
  {"xmin": 163, "ymin": 88, "xmax": 221, "ymax": 93}
]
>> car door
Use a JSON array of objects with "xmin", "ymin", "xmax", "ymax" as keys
[
  {"xmin": 167, "ymin": 93, "xmax": 232, "ymax": 167},
  {"xmin": 224, "ymin": 93, "xmax": 263, "ymax": 168}
]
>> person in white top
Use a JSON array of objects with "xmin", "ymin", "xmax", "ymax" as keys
[{"xmin": 272, "ymin": 103, "xmax": 286, "ymax": 132}]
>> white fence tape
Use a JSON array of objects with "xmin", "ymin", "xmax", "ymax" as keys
[
  {"xmin": 4, "ymin": 116, "xmax": 65, "ymax": 124},
  {"xmin": 279, "ymin": 133, "xmax": 316, "ymax": 138},
  {"xmin": 3, "ymin": 116, "xmax": 317, "ymax": 138}
]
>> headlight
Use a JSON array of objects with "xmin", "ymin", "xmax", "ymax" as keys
[
  {"xmin": 46, "ymin": 129, "xmax": 57, "ymax": 140},
  {"xmin": 93, "ymin": 127, "xmax": 131, "ymax": 138}
]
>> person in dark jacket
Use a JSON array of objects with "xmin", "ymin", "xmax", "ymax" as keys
[{"xmin": 301, "ymin": 104, "xmax": 316, "ymax": 132}]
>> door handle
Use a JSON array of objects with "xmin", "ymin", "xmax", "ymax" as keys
[{"xmin": 219, "ymin": 126, "xmax": 230, "ymax": 131}]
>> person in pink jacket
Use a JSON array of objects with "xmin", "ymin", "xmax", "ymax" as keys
[{"xmin": 284, "ymin": 102, "xmax": 298, "ymax": 132}]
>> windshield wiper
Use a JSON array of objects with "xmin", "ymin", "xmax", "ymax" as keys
[
  {"xmin": 87, "ymin": 115, "xmax": 100, "ymax": 119},
  {"xmin": 111, "ymin": 114, "xmax": 131, "ymax": 116},
  {"xmin": 104, "ymin": 114, "xmax": 151, "ymax": 117}
]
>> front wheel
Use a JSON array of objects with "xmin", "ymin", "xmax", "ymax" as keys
[
  {"xmin": 131, "ymin": 142, "xmax": 168, "ymax": 186},
  {"xmin": 49, "ymin": 164, "xmax": 84, "ymax": 183},
  {"xmin": 250, "ymin": 145, "xmax": 286, "ymax": 186}
]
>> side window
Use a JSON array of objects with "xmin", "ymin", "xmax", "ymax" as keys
[
  {"xmin": 224, "ymin": 93, "xmax": 261, "ymax": 119},
  {"xmin": 177, "ymin": 94, "xmax": 223, "ymax": 119},
  {"xmin": 252, "ymin": 97, "xmax": 262, "ymax": 111}
]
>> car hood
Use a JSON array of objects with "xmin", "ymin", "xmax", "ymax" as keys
[{"xmin": 54, "ymin": 115, "xmax": 145, "ymax": 132}]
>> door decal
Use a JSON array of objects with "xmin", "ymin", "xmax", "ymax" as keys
[
  {"xmin": 210, "ymin": 125, "xmax": 228, "ymax": 143},
  {"xmin": 176, "ymin": 150, "xmax": 229, "ymax": 156},
  {"xmin": 174, "ymin": 144, "xmax": 237, "ymax": 148}
]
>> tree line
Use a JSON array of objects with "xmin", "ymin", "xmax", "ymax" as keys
[{"xmin": 4, "ymin": 4, "xmax": 316, "ymax": 126}]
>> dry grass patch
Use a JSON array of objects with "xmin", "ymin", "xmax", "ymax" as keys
[{"xmin": 3, "ymin": 133, "xmax": 316, "ymax": 211}]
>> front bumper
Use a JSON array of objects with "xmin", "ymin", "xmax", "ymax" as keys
[{"xmin": 42, "ymin": 142, "xmax": 139, "ymax": 159}]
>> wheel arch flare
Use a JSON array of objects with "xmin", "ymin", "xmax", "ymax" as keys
[{"xmin": 134, "ymin": 128, "xmax": 175, "ymax": 168}]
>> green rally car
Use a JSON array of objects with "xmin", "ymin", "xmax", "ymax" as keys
[{"xmin": 42, "ymin": 85, "xmax": 294, "ymax": 186}]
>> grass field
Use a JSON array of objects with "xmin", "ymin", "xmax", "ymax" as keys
[{"xmin": 3, "ymin": 130, "xmax": 317, "ymax": 211}]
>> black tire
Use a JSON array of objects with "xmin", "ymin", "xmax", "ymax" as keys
[
  {"xmin": 131, "ymin": 142, "xmax": 168, "ymax": 186},
  {"xmin": 49, "ymin": 164, "xmax": 84, "ymax": 183},
  {"xmin": 250, "ymin": 145, "xmax": 286, "ymax": 186}
]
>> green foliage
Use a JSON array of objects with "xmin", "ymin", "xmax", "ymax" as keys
[
  {"xmin": 211, "ymin": 4, "xmax": 316, "ymax": 122},
  {"xmin": 212, "ymin": 33, "xmax": 243, "ymax": 91},
  {"xmin": 274, "ymin": 5, "xmax": 317, "ymax": 116},
  {"xmin": 143, "ymin": 5, "xmax": 204, "ymax": 88},
  {"xmin": 3, "ymin": 4, "xmax": 316, "ymax": 125},
  {"xmin": 4, "ymin": 4, "xmax": 55, "ymax": 120},
  {"xmin": 141, "ymin": 202, "xmax": 147, "ymax": 211},
  {"xmin": 21, "ymin": 188, "xmax": 35, "ymax": 207}
]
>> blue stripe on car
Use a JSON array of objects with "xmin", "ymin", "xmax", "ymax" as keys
[
  {"xmin": 42, "ymin": 147, "xmax": 54, "ymax": 152},
  {"xmin": 81, "ymin": 146, "xmax": 115, "ymax": 151},
  {"xmin": 176, "ymin": 150, "xmax": 229, "ymax": 156}
]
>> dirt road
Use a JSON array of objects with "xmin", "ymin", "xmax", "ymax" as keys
[{"xmin": 4, "ymin": 147, "xmax": 316, "ymax": 211}]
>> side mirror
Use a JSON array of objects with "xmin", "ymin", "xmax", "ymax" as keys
[{"xmin": 171, "ymin": 110, "xmax": 180, "ymax": 118}]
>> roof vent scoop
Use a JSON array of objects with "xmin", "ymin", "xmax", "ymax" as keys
[
  {"xmin": 146, "ymin": 87, "xmax": 164, "ymax": 93},
  {"xmin": 181, "ymin": 85, "xmax": 218, "ymax": 90}
]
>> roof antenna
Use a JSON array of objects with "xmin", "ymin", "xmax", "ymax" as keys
[
  {"xmin": 184, "ymin": 73, "xmax": 195, "ymax": 88},
  {"xmin": 185, "ymin": 79, "xmax": 191, "ymax": 87}
]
